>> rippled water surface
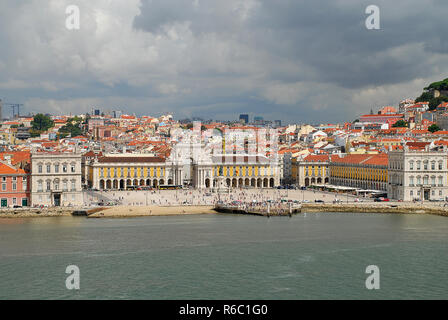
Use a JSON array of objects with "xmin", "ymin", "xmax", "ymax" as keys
[{"xmin": 0, "ymin": 212, "xmax": 447, "ymax": 299}]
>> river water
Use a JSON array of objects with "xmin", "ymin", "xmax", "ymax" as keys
[{"xmin": 0, "ymin": 212, "xmax": 447, "ymax": 299}]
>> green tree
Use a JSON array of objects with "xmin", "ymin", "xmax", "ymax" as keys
[
  {"xmin": 392, "ymin": 120, "xmax": 408, "ymax": 128},
  {"xmin": 31, "ymin": 114, "xmax": 54, "ymax": 132},
  {"xmin": 58, "ymin": 120, "xmax": 83, "ymax": 138},
  {"xmin": 428, "ymin": 96, "xmax": 448, "ymax": 111},
  {"xmin": 415, "ymin": 91, "xmax": 433, "ymax": 103},
  {"xmin": 425, "ymin": 78, "xmax": 448, "ymax": 91},
  {"xmin": 428, "ymin": 124, "xmax": 441, "ymax": 133}
]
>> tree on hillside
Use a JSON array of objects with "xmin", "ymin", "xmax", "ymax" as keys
[
  {"xmin": 31, "ymin": 114, "xmax": 54, "ymax": 132},
  {"xmin": 415, "ymin": 91, "xmax": 433, "ymax": 103},
  {"xmin": 428, "ymin": 124, "xmax": 441, "ymax": 133},
  {"xmin": 392, "ymin": 120, "xmax": 408, "ymax": 128},
  {"xmin": 425, "ymin": 78, "xmax": 448, "ymax": 91},
  {"xmin": 58, "ymin": 117, "xmax": 83, "ymax": 138}
]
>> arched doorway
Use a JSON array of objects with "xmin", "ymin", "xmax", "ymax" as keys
[
  {"xmin": 269, "ymin": 178, "xmax": 275, "ymax": 188},
  {"xmin": 305, "ymin": 178, "xmax": 310, "ymax": 186},
  {"xmin": 99, "ymin": 180, "xmax": 105, "ymax": 190},
  {"xmin": 205, "ymin": 179, "xmax": 210, "ymax": 188}
]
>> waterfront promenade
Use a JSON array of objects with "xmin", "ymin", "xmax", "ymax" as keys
[
  {"xmin": 2, "ymin": 188, "xmax": 448, "ymax": 218},
  {"xmin": 84, "ymin": 188, "xmax": 359, "ymax": 207}
]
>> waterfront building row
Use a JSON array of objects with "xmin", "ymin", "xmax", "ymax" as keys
[{"xmin": 86, "ymin": 153, "xmax": 280, "ymax": 190}]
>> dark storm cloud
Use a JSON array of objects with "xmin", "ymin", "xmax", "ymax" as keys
[
  {"xmin": 135, "ymin": 0, "xmax": 448, "ymax": 88},
  {"xmin": 2, "ymin": 0, "xmax": 448, "ymax": 122}
]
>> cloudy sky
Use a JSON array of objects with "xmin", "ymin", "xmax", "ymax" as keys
[{"xmin": 1, "ymin": 0, "xmax": 448, "ymax": 123}]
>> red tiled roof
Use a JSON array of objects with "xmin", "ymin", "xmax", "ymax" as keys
[
  {"xmin": 331, "ymin": 154, "xmax": 388, "ymax": 166},
  {"xmin": 97, "ymin": 156, "xmax": 166, "ymax": 163},
  {"xmin": 303, "ymin": 154, "xmax": 330, "ymax": 162},
  {"xmin": 0, "ymin": 162, "xmax": 26, "ymax": 174}
]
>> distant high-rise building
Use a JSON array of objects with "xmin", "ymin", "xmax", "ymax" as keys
[
  {"xmin": 254, "ymin": 116, "xmax": 264, "ymax": 124},
  {"xmin": 113, "ymin": 110, "xmax": 122, "ymax": 118},
  {"xmin": 0, "ymin": 99, "xmax": 2, "ymax": 120},
  {"xmin": 239, "ymin": 114, "xmax": 249, "ymax": 124},
  {"xmin": 274, "ymin": 120, "xmax": 282, "ymax": 127},
  {"xmin": 94, "ymin": 109, "xmax": 101, "ymax": 116}
]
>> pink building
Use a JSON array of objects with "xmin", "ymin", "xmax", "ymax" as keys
[{"xmin": 0, "ymin": 160, "xmax": 30, "ymax": 207}]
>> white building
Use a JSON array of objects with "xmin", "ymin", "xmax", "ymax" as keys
[
  {"xmin": 388, "ymin": 146, "xmax": 448, "ymax": 201},
  {"xmin": 31, "ymin": 153, "xmax": 83, "ymax": 207}
]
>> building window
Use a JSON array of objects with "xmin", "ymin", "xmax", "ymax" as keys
[
  {"xmin": 2, "ymin": 183, "xmax": 6, "ymax": 191},
  {"xmin": 71, "ymin": 181, "xmax": 76, "ymax": 191},
  {"xmin": 439, "ymin": 162, "xmax": 443, "ymax": 170},
  {"xmin": 424, "ymin": 161, "xmax": 428, "ymax": 170},
  {"xmin": 38, "ymin": 165, "xmax": 43, "ymax": 173},
  {"xmin": 12, "ymin": 183, "xmax": 16, "ymax": 191},
  {"xmin": 46, "ymin": 181, "xmax": 51, "ymax": 191},
  {"xmin": 55, "ymin": 164, "xmax": 59, "ymax": 173},
  {"xmin": 417, "ymin": 176, "xmax": 421, "ymax": 185},
  {"xmin": 409, "ymin": 161, "xmax": 414, "ymax": 170},
  {"xmin": 439, "ymin": 176, "xmax": 443, "ymax": 186},
  {"xmin": 38, "ymin": 181, "xmax": 43, "ymax": 192},
  {"xmin": 63, "ymin": 165, "xmax": 67, "ymax": 173},
  {"xmin": 423, "ymin": 176, "xmax": 428, "ymax": 185},
  {"xmin": 71, "ymin": 164, "xmax": 76, "ymax": 173},
  {"xmin": 12, "ymin": 198, "xmax": 16, "ymax": 205},
  {"xmin": 431, "ymin": 176, "xmax": 436, "ymax": 186},
  {"xmin": 47, "ymin": 164, "xmax": 51, "ymax": 173},
  {"xmin": 63, "ymin": 181, "xmax": 68, "ymax": 191},
  {"xmin": 409, "ymin": 176, "xmax": 414, "ymax": 186},
  {"xmin": 440, "ymin": 190, "xmax": 443, "ymax": 196},
  {"xmin": 431, "ymin": 162, "xmax": 435, "ymax": 170},
  {"xmin": 410, "ymin": 190, "xmax": 413, "ymax": 196},
  {"xmin": 54, "ymin": 181, "xmax": 59, "ymax": 190},
  {"xmin": 417, "ymin": 161, "xmax": 421, "ymax": 170},
  {"xmin": 72, "ymin": 194, "xmax": 76, "ymax": 201}
]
